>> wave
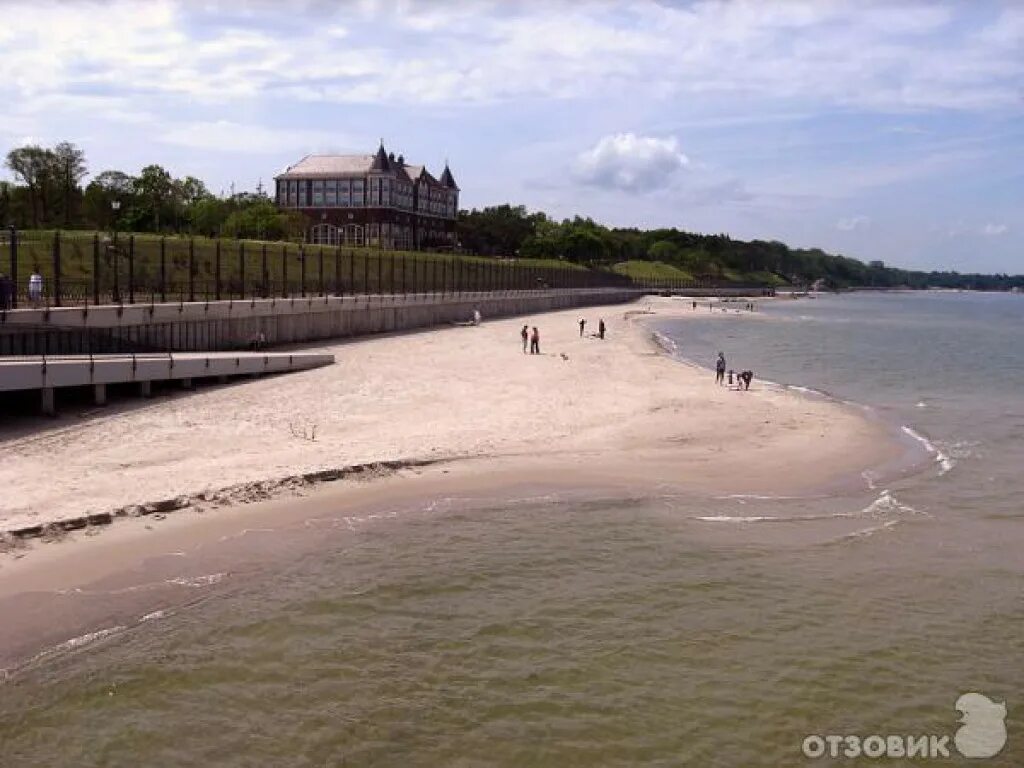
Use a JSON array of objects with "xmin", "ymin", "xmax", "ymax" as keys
[
  {"xmin": 829, "ymin": 519, "xmax": 902, "ymax": 543},
  {"xmin": 168, "ymin": 572, "xmax": 228, "ymax": 588},
  {"xmin": 695, "ymin": 490, "xmax": 921, "ymax": 525},
  {"xmin": 901, "ymin": 425, "xmax": 955, "ymax": 475}
]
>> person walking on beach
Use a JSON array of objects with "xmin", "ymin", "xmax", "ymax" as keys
[
  {"xmin": 521, "ymin": 325, "xmax": 529, "ymax": 353},
  {"xmin": 579, "ymin": 318, "xmax": 586, "ymax": 337},
  {"xmin": 598, "ymin": 318, "xmax": 606, "ymax": 340},
  {"xmin": 28, "ymin": 267, "xmax": 43, "ymax": 306},
  {"xmin": 716, "ymin": 352, "xmax": 726, "ymax": 385},
  {"xmin": 739, "ymin": 370, "xmax": 753, "ymax": 390},
  {"xmin": 530, "ymin": 326, "xmax": 540, "ymax": 355}
]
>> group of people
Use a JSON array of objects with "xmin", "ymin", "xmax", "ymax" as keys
[
  {"xmin": 521, "ymin": 325, "xmax": 541, "ymax": 354},
  {"xmin": 716, "ymin": 351, "xmax": 754, "ymax": 390},
  {"xmin": 520, "ymin": 316, "xmax": 608, "ymax": 355},
  {"xmin": 0, "ymin": 268, "xmax": 44, "ymax": 310}
]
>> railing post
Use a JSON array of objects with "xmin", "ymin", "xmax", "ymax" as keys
[
  {"xmin": 362, "ymin": 251, "xmax": 368, "ymax": 296},
  {"xmin": 300, "ymin": 244, "xmax": 306, "ymax": 297},
  {"xmin": 214, "ymin": 239, "xmax": 222, "ymax": 300},
  {"xmin": 92, "ymin": 232, "xmax": 100, "ymax": 306},
  {"xmin": 262, "ymin": 243, "xmax": 268, "ymax": 298},
  {"xmin": 320, "ymin": 246, "xmax": 325, "ymax": 296},
  {"xmin": 376, "ymin": 250, "xmax": 382, "ymax": 295},
  {"xmin": 390, "ymin": 249, "xmax": 395, "ymax": 295},
  {"xmin": 128, "ymin": 235, "xmax": 135, "ymax": 304},
  {"xmin": 52, "ymin": 230, "xmax": 62, "ymax": 307},
  {"xmin": 7, "ymin": 226, "xmax": 17, "ymax": 309},
  {"xmin": 159, "ymin": 236, "xmax": 166, "ymax": 302},
  {"xmin": 348, "ymin": 249, "xmax": 354, "ymax": 296},
  {"xmin": 188, "ymin": 238, "xmax": 195, "ymax": 302},
  {"xmin": 335, "ymin": 245, "xmax": 341, "ymax": 296},
  {"xmin": 282, "ymin": 243, "xmax": 288, "ymax": 297}
]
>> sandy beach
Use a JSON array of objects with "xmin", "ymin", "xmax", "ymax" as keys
[
  {"xmin": 2, "ymin": 296, "xmax": 910, "ymax": 544},
  {"xmin": 0, "ymin": 295, "xmax": 924, "ymax": 678},
  {"xmin": 1, "ymin": 296, "xmax": 909, "ymax": 533}
]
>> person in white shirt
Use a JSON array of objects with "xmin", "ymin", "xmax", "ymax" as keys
[{"xmin": 28, "ymin": 268, "xmax": 43, "ymax": 306}]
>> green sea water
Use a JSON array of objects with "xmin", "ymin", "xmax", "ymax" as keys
[{"xmin": 1, "ymin": 292, "xmax": 1021, "ymax": 767}]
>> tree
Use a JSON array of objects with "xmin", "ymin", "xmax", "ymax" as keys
[
  {"xmin": 135, "ymin": 164, "xmax": 174, "ymax": 231},
  {"xmin": 5, "ymin": 146, "xmax": 51, "ymax": 227},
  {"xmin": 83, "ymin": 170, "xmax": 135, "ymax": 230},
  {"xmin": 52, "ymin": 142, "xmax": 87, "ymax": 226}
]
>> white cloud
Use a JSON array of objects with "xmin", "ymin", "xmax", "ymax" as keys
[
  {"xmin": 982, "ymin": 223, "xmax": 1008, "ymax": 236},
  {"xmin": 0, "ymin": 1, "xmax": 1021, "ymax": 109},
  {"xmin": 574, "ymin": 133, "xmax": 688, "ymax": 192},
  {"xmin": 837, "ymin": 215, "xmax": 871, "ymax": 231},
  {"xmin": 158, "ymin": 121, "xmax": 354, "ymax": 155}
]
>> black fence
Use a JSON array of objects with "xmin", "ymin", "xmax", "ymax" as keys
[{"xmin": 0, "ymin": 229, "xmax": 767, "ymax": 310}]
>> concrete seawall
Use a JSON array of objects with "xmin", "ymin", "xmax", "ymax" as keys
[{"xmin": 1, "ymin": 288, "xmax": 644, "ymax": 353}]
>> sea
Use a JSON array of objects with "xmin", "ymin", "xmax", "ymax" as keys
[{"xmin": 1, "ymin": 291, "xmax": 1021, "ymax": 766}]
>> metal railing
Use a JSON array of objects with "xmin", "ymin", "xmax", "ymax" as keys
[{"xmin": 0, "ymin": 228, "xmax": 768, "ymax": 311}]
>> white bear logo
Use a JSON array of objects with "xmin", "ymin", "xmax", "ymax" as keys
[{"xmin": 955, "ymin": 692, "xmax": 1007, "ymax": 758}]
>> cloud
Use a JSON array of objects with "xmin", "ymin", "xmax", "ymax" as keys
[
  {"xmin": 982, "ymin": 223, "xmax": 1008, "ymax": 236},
  {"xmin": 0, "ymin": 2, "xmax": 1021, "ymax": 110},
  {"xmin": 837, "ymin": 215, "xmax": 871, "ymax": 231},
  {"xmin": 158, "ymin": 120, "xmax": 354, "ymax": 155},
  {"xmin": 574, "ymin": 133, "xmax": 688, "ymax": 192}
]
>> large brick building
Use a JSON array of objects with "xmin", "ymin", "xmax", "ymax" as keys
[{"xmin": 274, "ymin": 144, "xmax": 459, "ymax": 250}]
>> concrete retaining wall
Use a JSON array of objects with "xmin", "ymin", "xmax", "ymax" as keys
[{"xmin": 1, "ymin": 289, "xmax": 643, "ymax": 353}]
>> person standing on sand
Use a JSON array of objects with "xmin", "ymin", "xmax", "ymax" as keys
[
  {"xmin": 716, "ymin": 352, "xmax": 726, "ymax": 385},
  {"xmin": 598, "ymin": 318, "xmax": 606, "ymax": 340},
  {"xmin": 579, "ymin": 318, "xmax": 586, "ymax": 337},
  {"xmin": 530, "ymin": 327, "xmax": 540, "ymax": 355},
  {"xmin": 28, "ymin": 267, "xmax": 43, "ymax": 306},
  {"xmin": 521, "ymin": 325, "xmax": 529, "ymax": 354},
  {"xmin": 0, "ymin": 272, "xmax": 11, "ymax": 310},
  {"xmin": 740, "ymin": 370, "xmax": 753, "ymax": 390}
]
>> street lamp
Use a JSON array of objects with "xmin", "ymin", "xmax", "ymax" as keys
[{"xmin": 111, "ymin": 200, "xmax": 122, "ymax": 302}]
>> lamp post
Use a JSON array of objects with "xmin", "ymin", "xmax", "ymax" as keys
[{"xmin": 111, "ymin": 199, "xmax": 122, "ymax": 302}]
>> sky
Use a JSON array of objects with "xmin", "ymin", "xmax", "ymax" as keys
[{"xmin": 0, "ymin": 0, "xmax": 1021, "ymax": 273}]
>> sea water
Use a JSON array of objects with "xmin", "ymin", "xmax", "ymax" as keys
[{"xmin": 1, "ymin": 292, "xmax": 1021, "ymax": 766}]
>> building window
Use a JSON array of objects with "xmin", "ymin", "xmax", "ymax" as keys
[
  {"xmin": 326, "ymin": 179, "xmax": 337, "ymax": 207},
  {"xmin": 312, "ymin": 180, "xmax": 324, "ymax": 206},
  {"xmin": 311, "ymin": 223, "xmax": 341, "ymax": 246}
]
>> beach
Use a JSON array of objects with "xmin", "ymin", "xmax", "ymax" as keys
[
  {"xmin": 0, "ymin": 295, "xmax": 919, "ymax": 664},
  {"xmin": 1, "ymin": 296, "xmax": 904, "ymax": 539}
]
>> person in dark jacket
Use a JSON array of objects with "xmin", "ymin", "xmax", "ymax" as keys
[{"xmin": 0, "ymin": 273, "xmax": 11, "ymax": 310}]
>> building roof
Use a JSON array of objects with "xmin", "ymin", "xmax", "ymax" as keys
[
  {"xmin": 370, "ymin": 143, "xmax": 391, "ymax": 172},
  {"xmin": 276, "ymin": 147, "xmax": 455, "ymax": 189},
  {"xmin": 277, "ymin": 154, "xmax": 376, "ymax": 179},
  {"xmin": 439, "ymin": 163, "xmax": 459, "ymax": 190}
]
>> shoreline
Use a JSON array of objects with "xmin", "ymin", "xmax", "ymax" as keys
[
  {"xmin": 0, "ymin": 295, "xmax": 930, "ymax": 670},
  {"xmin": 0, "ymin": 294, "xmax": 926, "ymax": 549}
]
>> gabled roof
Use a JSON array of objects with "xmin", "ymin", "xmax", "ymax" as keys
[
  {"xmin": 439, "ymin": 163, "xmax": 459, "ymax": 191},
  {"xmin": 276, "ymin": 154, "xmax": 375, "ymax": 179},
  {"xmin": 369, "ymin": 143, "xmax": 391, "ymax": 173}
]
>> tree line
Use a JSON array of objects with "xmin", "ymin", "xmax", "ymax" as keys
[
  {"xmin": 2, "ymin": 141, "xmax": 306, "ymax": 240},
  {"xmin": 458, "ymin": 204, "xmax": 1024, "ymax": 290},
  {"xmin": 3, "ymin": 142, "xmax": 1020, "ymax": 290}
]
